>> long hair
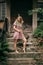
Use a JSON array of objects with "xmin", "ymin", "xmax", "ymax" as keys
[{"xmin": 17, "ymin": 16, "xmax": 23, "ymax": 23}]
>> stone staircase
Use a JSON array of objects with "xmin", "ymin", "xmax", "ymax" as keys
[{"xmin": 6, "ymin": 32, "xmax": 43, "ymax": 65}]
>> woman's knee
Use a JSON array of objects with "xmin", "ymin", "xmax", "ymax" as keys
[
  {"xmin": 14, "ymin": 39, "xmax": 17, "ymax": 43},
  {"xmin": 23, "ymin": 39, "xmax": 27, "ymax": 43}
]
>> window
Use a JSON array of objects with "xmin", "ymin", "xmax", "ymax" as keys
[
  {"xmin": 37, "ymin": 2, "xmax": 43, "ymax": 22},
  {"xmin": 0, "ymin": 2, "xmax": 6, "ymax": 20}
]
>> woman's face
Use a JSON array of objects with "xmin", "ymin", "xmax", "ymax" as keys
[{"xmin": 17, "ymin": 16, "xmax": 22, "ymax": 23}]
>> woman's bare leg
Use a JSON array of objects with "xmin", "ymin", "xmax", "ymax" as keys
[
  {"xmin": 22, "ymin": 35, "xmax": 27, "ymax": 53},
  {"xmin": 14, "ymin": 39, "xmax": 18, "ymax": 53},
  {"xmin": 23, "ymin": 40, "xmax": 26, "ymax": 53}
]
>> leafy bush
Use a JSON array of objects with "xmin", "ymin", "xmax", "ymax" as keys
[
  {"xmin": 33, "ymin": 22, "xmax": 43, "ymax": 46},
  {"xmin": 38, "ymin": 22, "xmax": 43, "ymax": 30},
  {"xmin": 0, "ymin": 29, "xmax": 9, "ymax": 65},
  {"xmin": 33, "ymin": 29, "xmax": 42, "ymax": 38},
  {"xmin": 33, "ymin": 22, "xmax": 43, "ymax": 38}
]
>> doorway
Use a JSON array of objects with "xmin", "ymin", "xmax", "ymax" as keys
[{"xmin": 11, "ymin": 0, "xmax": 32, "ymax": 26}]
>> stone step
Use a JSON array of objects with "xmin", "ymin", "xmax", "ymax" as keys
[
  {"xmin": 8, "ymin": 41, "xmax": 38, "ymax": 47},
  {"xmin": 8, "ymin": 43, "xmax": 38, "ymax": 48},
  {"xmin": 7, "ymin": 57, "xmax": 43, "ymax": 65},
  {"xmin": 7, "ymin": 58, "xmax": 34, "ymax": 61},
  {"xmin": 8, "ymin": 42, "xmax": 43, "ymax": 52},
  {"xmin": 7, "ymin": 39, "xmax": 39, "ymax": 46},
  {"xmin": 6, "ymin": 37, "xmax": 14, "ymax": 42},
  {"xmin": 7, "ymin": 41, "xmax": 37, "ymax": 45},
  {"xmin": 7, "ymin": 52, "xmax": 43, "ymax": 58},
  {"xmin": 8, "ymin": 46, "xmax": 39, "ymax": 52},
  {"xmin": 6, "ymin": 32, "xmax": 14, "ymax": 38},
  {"xmin": 7, "ymin": 58, "xmax": 36, "ymax": 65}
]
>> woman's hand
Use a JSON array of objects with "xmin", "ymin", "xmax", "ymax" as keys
[
  {"xmin": 19, "ymin": 29, "xmax": 23, "ymax": 33},
  {"xmin": 13, "ymin": 26, "xmax": 23, "ymax": 33}
]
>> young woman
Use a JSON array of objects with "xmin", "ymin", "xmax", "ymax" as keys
[{"xmin": 13, "ymin": 16, "xmax": 27, "ymax": 53}]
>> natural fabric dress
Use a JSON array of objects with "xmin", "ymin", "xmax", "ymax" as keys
[{"xmin": 13, "ymin": 20, "xmax": 24, "ymax": 39}]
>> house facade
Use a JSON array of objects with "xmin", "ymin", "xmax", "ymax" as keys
[{"xmin": 0, "ymin": 0, "xmax": 43, "ymax": 32}]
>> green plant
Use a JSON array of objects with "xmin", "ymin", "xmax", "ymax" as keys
[
  {"xmin": 28, "ymin": 8, "xmax": 43, "ymax": 15},
  {"xmin": 33, "ymin": 28, "xmax": 42, "ymax": 38},
  {"xmin": 33, "ymin": 22, "xmax": 43, "ymax": 37},
  {"xmin": 0, "ymin": 29, "xmax": 9, "ymax": 65},
  {"xmin": 33, "ymin": 22, "xmax": 43, "ymax": 46}
]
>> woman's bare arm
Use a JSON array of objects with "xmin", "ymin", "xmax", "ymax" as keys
[{"xmin": 13, "ymin": 26, "xmax": 20, "ymax": 32}]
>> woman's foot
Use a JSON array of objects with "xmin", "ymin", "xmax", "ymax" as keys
[
  {"xmin": 23, "ymin": 48, "xmax": 26, "ymax": 53},
  {"xmin": 15, "ymin": 50, "xmax": 19, "ymax": 53}
]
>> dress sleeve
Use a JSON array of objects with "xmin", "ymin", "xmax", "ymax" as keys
[
  {"xmin": 13, "ymin": 21, "xmax": 16, "ymax": 26},
  {"xmin": 13, "ymin": 20, "xmax": 17, "ymax": 28}
]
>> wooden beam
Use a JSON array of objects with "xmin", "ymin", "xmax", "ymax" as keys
[
  {"xmin": 0, "ymin": 0, "xmax": 5, "ymax": 3},
  {"xmin": 38, "ymin": 0, "xmax": 43, "ymax": 2}
]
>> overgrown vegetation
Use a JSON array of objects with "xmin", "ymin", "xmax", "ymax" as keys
[
  {"xmin": 33, "ymin": 22, "xmax": 43, "ymax": 37},
  {"xmin": 33, "ymin": 22, "xmax": 43, "ymax": 46},
  {"xmin": 28, "ymin": 8, "xmax": 43, "ymax": 15},
  {"xmin": 28, "ymin": 8, "xmax": 43, "ymax": 46},
  {"xmin": 0, "ymin": 22, "xmax": 8, "ymax": 65}
]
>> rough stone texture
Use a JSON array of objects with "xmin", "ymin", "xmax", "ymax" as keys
[{"xmin": 6, "ymin": 32, "xmax": 43, "ymax": 65}]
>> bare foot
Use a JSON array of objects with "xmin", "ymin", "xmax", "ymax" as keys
[
  {"xmin": 23, "ymin": 49, "xmax": 26, "ymax": 53},
  {"xmin": 15, "ymin": 50, "xmax": 19, "ymax": 53}
]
